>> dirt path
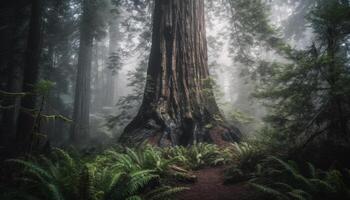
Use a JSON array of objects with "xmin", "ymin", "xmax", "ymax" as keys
[{"xmin": 177, "ymin": 167, "xmax": 255, "ymax": 200}]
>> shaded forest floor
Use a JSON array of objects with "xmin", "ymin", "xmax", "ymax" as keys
[{"xmin": 177, "ymin": 167, "xmax": 256, "ymax": 200}]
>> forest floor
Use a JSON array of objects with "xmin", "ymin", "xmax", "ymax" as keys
[{"xmin": 177, "ymin": 167, "xmax": 257, "ymax": 200}]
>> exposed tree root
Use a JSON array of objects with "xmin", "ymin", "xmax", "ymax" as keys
[{"xmin": 120, "ymin": 112, "xmax": 241, "ymax": 147}]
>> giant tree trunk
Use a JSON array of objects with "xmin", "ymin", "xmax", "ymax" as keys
[
  {"xmin": 70, "ymin": 0, "xmax": 94, "ymax": 144},
  {"xmin": 120, "ymin": 0, "xmax": 240, "ymax": 146}
]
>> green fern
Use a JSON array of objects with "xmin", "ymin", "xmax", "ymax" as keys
[
  {"xmin": 164, "ymin": 143, "xmax": 229, "ymax": 170},
  {"xmin": 88, "ymin": 146, "xmax": 188, "ymax": 200},
  {"xmin": 224, "ymin": 142, "xmax": 265, "ymax": 183},
  {"xmin": 250, "ymin": 157, "xmax": 350, "ymax": 200},
  {"xmin": 250, "ymin": 183, "xmax": 289, "ymax": 200},
  {"xmin": 3, "ymin": 145, "xmax": 209, "ymax": 200},
  {"xmin": 146, "ymin": 186, "xmax": 189, "ymax": 200},
  {"xmin": 6, "ymin": 155, "xmax": 80, "ymax": 200}
]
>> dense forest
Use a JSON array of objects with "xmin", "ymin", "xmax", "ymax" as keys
[{"xmin": 0, "ymin": 0, "xmax": 350, "ymax": 199}]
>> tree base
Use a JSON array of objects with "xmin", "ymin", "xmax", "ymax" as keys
[{"xmin": 119, "ymin": 114, "xmax": 241, "ymax": 147}]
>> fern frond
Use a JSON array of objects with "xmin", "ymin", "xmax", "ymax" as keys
[
  {"xmin": 309, "ymin": 178, "xmax": 335, "ymax": 193},
  {"xmin": 7, "ymin": 159, "xmax": 52, "ymax": 181},
  {"xmin": 287, "ymin": 189, "xmax": 311, "ymax": 200},
  {"xmin": 148, "ymin": 186, "xmax": 189, "ymax": 200},
  {"xmin": 47, "ymin": 183, "xmax": 64, "ymax": 200},
  {"xmin": 250, "ymin": 183, "xmax": 289, "ymax": 200},
  {"xmin": 273, "ymin": 182, "xmax": 295, "ymax": 191},
  {"xmin": 307, "ymin": 163, "xmax": 316, "ymax": 178},
  {"xmin": 126, "ymin": 195, "xmax": 142, "ymax": 200},
  {"xmin": 128, "ymin": 170, "xmax": 158, "ymax": 195}
]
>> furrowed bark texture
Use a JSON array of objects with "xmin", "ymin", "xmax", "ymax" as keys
[{"xmin": 121, "ymin": 0, "xmax": 240, "ymax": 146}]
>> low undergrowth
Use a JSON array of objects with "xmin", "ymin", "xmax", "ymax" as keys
[
  {"xmin": 250, "ymin": 156, "xmax": 350, "ymax": 200},
  {"xmin": 0, "ymin": 143, "xmax": 232, "ymax": 200},
  {"xmin": 163, "ymin": 143, "xmax": 231, "ymax": 170},
  {"xmin": 222, "ymin": 141, "xmax": 350, "ymax": 200},
  {"xmin": 2, "ymin": 141, "xmax": 350, "ymax": 200}
]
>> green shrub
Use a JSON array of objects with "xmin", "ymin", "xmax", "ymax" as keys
[
  {"xmin": 224, "ymin": 142, "xmax": 266, "ymax": 183},
  {"xmin": 2, "ymin": 147, "xmax": 187, "ymax": 200},
  {"xmin": 3, "ymin": 148, "xmax": 84, "ymax": 200},
  {"xmin": 250, "ymin": 156, "xmax": 350, "ymax": 200},
  {"xmin": 164, "ymin": 143, "xmax": 229, "ymax": 170}
]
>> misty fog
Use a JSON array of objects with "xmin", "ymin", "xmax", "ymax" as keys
[{"xmin": 1, "ymin": 0, "xmax": 350, "ymax": 199}]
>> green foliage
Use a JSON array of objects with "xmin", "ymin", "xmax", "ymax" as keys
[
  {"xmin": 106, "ymin": 0, "xmax": 152, "ymax": 132},
  {"xmin": 227, "ymin": 108, "xmax": 255, "ymax": 125},
  {"xmin": 229, "ymin": 142, "xmax": 264, "ymax": 170},
  {"xmin": 308, "ymin": 0, "xmax": 350, "ymax": 43},
  {"xmin": 201, "ymin": 77, "xmax": 218, "ymax": 102},
  {"xmin": 226, "ymin": 0, "xmax": 282, "ymax": 68},
  {"xmin": 246, "ymin": 127, "xmax": 292, "ymax": 157},
  {"xmin": 3, "ymin": 148, "xmax": 83, "ymax": 200},
  {"xmin": 2, "ymin": 147, "xmax": 188, "ymax": 200},
  {"xmin": 34, "ymin": 80, "xmax": 55, "ymax": 97},
  {"xmin": 253, "ymin": 0, "xmax": 350, "ymax": 152},
  {"xmin": 86, "ymin": 145, "xmax": 189, "ymax": 200},
  {"xmin": 107, "ymin": 51, "xmax": 123, "ymax": 75},
  {"xmin": 224, "ymin": 142, "xmax": 266, "ymax": 183},
  {"xmin": 96, "ymin": 145, "xmax": 180, "ymax": 175},
  {"xmin": 250, "ymin": 156, "xmax": 350, "ymax": 200},
  {"xmin": 164, "ymin": 143, "xmax": 230, "ymax": 170}
]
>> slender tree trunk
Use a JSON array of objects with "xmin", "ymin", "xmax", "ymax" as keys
[
  {"xmin": 70, "ymin": 0, "xmax": 94, "ymax": 144},
  {"xmin": 16, "ymin": 0, "xmax": 43, "ymax": 154},
  {"xmin": 121, "ymin": 0, "xmax": 240, "ymax": 146},
  {"xmin": 104, "ymin": 22, "xmax": 119, "ymax": 107},
  {"xmin": 91, "ymin": 42, "xmax": 100, "ymax": 113},
  {"xmin": 326, "ymin": 29, "xmax": 348, "ymax": 138}
]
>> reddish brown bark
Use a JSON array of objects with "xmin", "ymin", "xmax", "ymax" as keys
[{"xmin": 120, "ymin": 0, "xmax": 240, "ymax": 146}]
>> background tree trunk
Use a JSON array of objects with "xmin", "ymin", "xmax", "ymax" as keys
[
  {"xmin": 121, "ymin": 0, "xmax": 240, "ymax": 146},
  {"xmin": 16, "ymin": 0, "xmax": 43, "ymax": 154},
  {"xmin": 0, "ymin": 1, "xmax": 31, "ymax": 158},
  {"xmin": 70, "ymin": 0, "xmax": 94, "ymax": 144},
  {"xmin": 104, "ymin": 21, "xmax": 119, "ymax": 107}
]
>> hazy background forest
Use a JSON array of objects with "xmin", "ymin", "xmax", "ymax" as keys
[{"xmin": 0, "ymin": 0, "xmax": 350, "ymax": 199}]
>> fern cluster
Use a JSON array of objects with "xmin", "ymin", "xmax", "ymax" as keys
[
  {"xmin": 2, "ymin": 148, "xmax": 83, "ymax": 200},
  {"xmin": 224, "ymin": 142, "xmax": 266, "ymax": 183},
  {"xmin": 1, "ymin": 147, "xmax": 188, "ymax": 200},
  {"xmin": 2, "ymin": 142, "xmax": 276, "ymax": 200},
  {"xmin": 250, "ymin": 156, "xmax": 350, "ymax": 200},
  {"xmin": 163, "ymin": 143, "xmax": 230, "ymax": 170}
]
